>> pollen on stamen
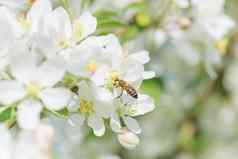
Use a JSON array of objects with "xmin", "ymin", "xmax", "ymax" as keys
[
  {"xmin": 80, "ymin": 99, "xmax": 94, "ymax": 114},
  {"xmin": 87, "ymin": 63, "xmax": 97, "ymax": 73}
]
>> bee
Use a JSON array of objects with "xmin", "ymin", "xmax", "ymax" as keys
[{"xmin": 113, "ymin": 78, "xmax": 138, "ymax": 99}]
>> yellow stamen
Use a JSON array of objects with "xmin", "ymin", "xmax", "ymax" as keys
[
  {"xmin": 80, "ymin": 99, "xmax": 94, "ymax": 114},
  {"xmin": 87, "ymin": 62, "xmax": 97, "ymax": 73}
]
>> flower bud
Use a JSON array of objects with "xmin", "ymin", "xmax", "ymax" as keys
[
  {"xmin": 135, "ymin": 13, "xmax": 151, "ymax": 28},
  {"xmin": 117, "ymin": 128, "xmax": 140, "ymax": 149}
]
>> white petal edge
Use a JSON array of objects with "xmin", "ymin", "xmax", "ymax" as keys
[
  {"xmin": 36, "ymin": 56, "xmax": 66, "ymax": 87},
  {"xmin": 87, "ymin": 114, "xmax": 105, "ymax": 137},
  {"xmin": 117, "ymin": 129, "xmax": 140, "ymax": 149},
  {"xmin": 110, "ymin": 114, "xmax": 122, "ymax": 133},
  {"xmin": 0, "ymin": 80, "xmax": 26, "ymax": 105},
  {"xmin": 68, "ymin": 114, "xmax": 85, "ymax": 127},
  {"xmin": 10, "ymin": 53, "xmax": 38, "ymax": 84},
  {"xmin": 123, "ymin": 116, "xmax": 141, "ymax": 134},
  {"xmin": 143, "ymin": 71, "xmax": 156, "ymax": 79},
  {"xmin": 0, "ymin": 124, "xmax": 12, "ymax": 159},
  {"xmin": 27, "ymin": 0, "xmax": 52, "ymax": 22},
  {"xmin": 39, "ymin": 87, "xmax": 71, "ymax": 111},
  {"xmin": 77, "ymin": 11, "xmax": 97, "ymax": 39},
  {"xmin": 130, "ymin": 50, "xmax": 150, "ymax": 64},
  {"xmin": 43, "ymin": 7, "xmax": 72, "ymax": 40},
  {"xmin": 133, "ymin": 94, "xmax": 155, "ymax": 116},
  {"xmin": 17, "ymin": 99, "xmax": 43, "ymax": 130}
]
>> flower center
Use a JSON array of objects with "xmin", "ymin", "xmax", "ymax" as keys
[
  {"xmin": 79, "ymin": 99, "xmax": 94, "ymax": 114},
  {"xmin": 26, "ymin": 81, "xmax": 41, "ymax": 97},
  {"xmin": 87, "ymin": 62, "xmax": 97, "ymax": 73}
]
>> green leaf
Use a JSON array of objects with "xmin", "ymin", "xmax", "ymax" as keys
[
  {"xmin": 125, "ymin": 2, "xmax": 147, "ymax": 12},
  {"xmin": 98, "ymin": 19, "xmax": 126, "ymax": 29},
  {"xmin": 96, "ymin": 18, "xmax": 127, "ymax": 35},
  {"xmin": 94, "ymin": 10, "xmax": 120, "ymax": 20},
  {"xmin": 81, "ymin": 0, "xmax": 95, "ymax": 9},
  {"xmin": 0, "ymin": 107, "xmax": 12, "ymax": 122},
  {"xmin": 120, "ymin": 26, "xmax": 140, "ymax": 43},
  {"xmin": 0, "ymin": 106, "xmax": 10, "ymax": 114}
]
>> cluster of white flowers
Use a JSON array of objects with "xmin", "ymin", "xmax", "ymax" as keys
[{"xmin": 0, "ymin": 0, "xmax": 155, "ymax": 148}]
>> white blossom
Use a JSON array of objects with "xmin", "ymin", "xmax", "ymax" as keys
[
  {"xmin": 0, "ymin": 0, "xmax": 156, "ymax": 149},
  {"xmin": 117, "ymin": 128, "xmax": 140, "ymax": 149}
]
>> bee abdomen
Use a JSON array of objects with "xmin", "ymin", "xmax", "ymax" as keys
[{"xmin": 126, "ymin": 87, "xmax": 138, "ymax": 99}]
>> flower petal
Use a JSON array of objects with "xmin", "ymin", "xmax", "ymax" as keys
[
  {"xmin": 27, "ymin": 0, "xmax": 52, "ymax": 33},
  {"xmin": 203, "ymin": 15, "xmax": 235, "ymax": 40},
  {"xmin": 94, "ymin": 87, "xmax": 114, "ymax": 118},
  {"xmin": 17, "ymin": 99, "xmax": 43, "ymax": 130},
  {"xmin": 123, "ymin": 61, "xmax": 144, "ymax": 82},
  {"xmin": 10, "ymin": 53, "xmax": 38, "ymax": 84},
  {"xmin": 37, "ymin": 56, "xmax": 66, "ymax": 87},
  {"xmin": 117, "ymin": 128, "xmax": 140, "ymax": 149},
  {"xmin": 27, "ymin": 0, "xmax": 52, "ymax": 21},
  {"xmin": 91, "ymin": 65, "xmax": 109, "ymax": 86},
  {"xmin": 94, "ymin": 86, "xmax": 113, "ymax": 102},
  {"xmin": 77, "ymin": 11, "xmax": 97, "ymax": 39},
  {"xmin": 43, "ymin": 7, "xmax": 72, "ymax": 41},
  {"xmin": 77, "ymin": 81, "xmax": 94, "ymax": 101},
  {"xmin": 130, "ymin": 50, "xmax": 150, "ymax": 64},
  {"xmin": 0, "ymin": 7, "xmax": 22, "ymax": 48},
  {"xmin": 68, "ymin": 114, "xmax": 85, "ymax": 127},
  {"xmin": 39, "ymin": 87, "xmax": 71, "ymax": 111},
  {"xmin": 123, "ymin": 116, "xmax": 141, "ymax": 134},
  {"xmin": 110, "ymin": 113, "xmax": 122, "ymax": 133},
  {"xmin": 0, "ymin": 80, "xmax": 26, "ymax": 105},
  {"xmin": 78, "ymin": 34, "xmax": 123, "ymax": 69},
  {"xmin": 133, "ymin": 94, "xmax": 155, "ymax": 116},
  {"xmin": 67, "ymin": 95, "xmax": 80, "ymax": 112},
  {"xmin": 0, "ymin": 124, "xmax": 12, "ymax": 159},
  {"xmin": 143, "ymin": 71, "xmax": 155, "ymax": 79},
  {"xmin": 87, "ymin": 114, "xmax": 105, "ymax": 137}
]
